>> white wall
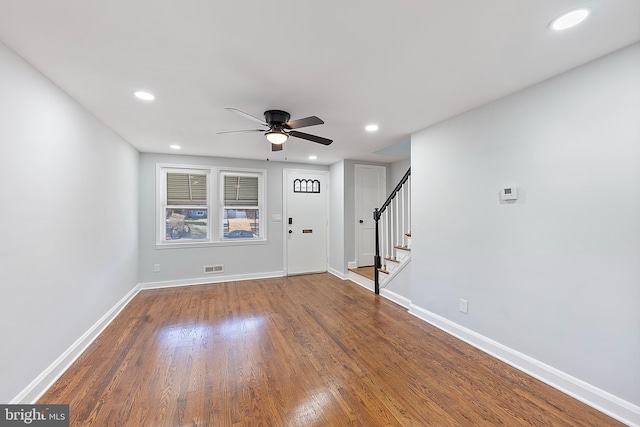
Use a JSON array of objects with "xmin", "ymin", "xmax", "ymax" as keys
[
  {"xmin": 0, "ymin": 42, "xmax": 139, "ymax": 402},
  {"xmin": 329, "ymin": 161, "xmax": 346, "ymax": 276},
  {"xmin": 411, "ymin": 42, "xmax": 640, "ymax": 416},
  {"xmin": 138, "ymin": 153, "xmax": 328, "ymax": 285},
  {"xmin": 388, "ymin": 158, "xmax": 411, "ymax": 196}
]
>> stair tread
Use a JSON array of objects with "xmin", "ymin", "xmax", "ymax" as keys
[
  {"xmin": 377, "ymin": 268, "xmax": 389, "ymax": 275},
  {"xmin": 394, "ymin": 245, "xmax": 411, "ymax": 251},
  {"xmin": 384, "ymin": 257, "xmax": 400, "ymax": 263}
]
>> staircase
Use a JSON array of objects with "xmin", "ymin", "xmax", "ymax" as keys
[{"xmin": 374, "ymin": 168, "xmax": 411, "ymax": 294}]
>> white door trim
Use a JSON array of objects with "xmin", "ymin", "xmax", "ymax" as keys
[{"xmin": 283, "ymin": 169, "xmax": 330, "ymax": 276}]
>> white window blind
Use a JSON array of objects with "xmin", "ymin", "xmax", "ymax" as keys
[
  {"xmin": 224, "ymin": 175, "xmax": 258, "ymax": 206},
  {"xmin": 167, "ymin": 173, "xmax": 207, "ymax": 206}
]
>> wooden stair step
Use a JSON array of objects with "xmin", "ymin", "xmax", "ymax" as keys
[
  {"xmin": 377, "ymin": 268, "xmax": 389, "ymax": 275},
  {"xmin": 384, "ymin": 257, "xmax": 400, "ymax": 263},
  {"xmin": 394, "ymin": 245, "xmax": 411, "ymax": 251}
]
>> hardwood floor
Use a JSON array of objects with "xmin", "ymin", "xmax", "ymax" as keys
[{"xmin": 39, "ymin": 274, "xmax": 623, "ymax": 426}]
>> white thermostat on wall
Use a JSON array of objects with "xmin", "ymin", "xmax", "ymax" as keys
[{"xmin": 500, "ymin": 186, "xmax": 518, "ymax": 201}]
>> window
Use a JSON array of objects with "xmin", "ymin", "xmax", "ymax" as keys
[
  {"xmin": 293, "ymin": 178, "xmax": 321, "ymax": 193},
  {"xmin": 157, "ymin": 164, "xmax": 265, "ymax": 246},
  {"xmin": 161, "ymin": 168, "xmax": 210, "ymax": 242},
  {"xmin": 221, "ymin": 171, "xmax": 263, "ymax": 240}
]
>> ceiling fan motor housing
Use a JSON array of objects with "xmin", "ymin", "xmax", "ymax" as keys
[{"xmin": 264, "ymin": 110, "xmax": 291, "ymax": 128}]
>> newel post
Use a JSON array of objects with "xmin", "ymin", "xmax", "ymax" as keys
[{"xmin": 374, "ymin": 208, "xmax": 381, "ymax": 295}]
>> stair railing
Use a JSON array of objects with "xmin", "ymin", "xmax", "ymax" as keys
[{"xmin": 373, "ymin": 167, "xmax": 411, "ymax": 294}]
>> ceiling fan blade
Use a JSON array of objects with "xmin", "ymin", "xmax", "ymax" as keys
[
  {"xmin": 225, "ymin": 108, "xmax": 268, "ymax": 126},
  {"xmin": 271, "ymin": 143, "xmax": 283, "ymax": 152},
  {"xmin": 289, "ymin": 130, "xmax": 333, "ymax": 145},
  {"xmin": 216, "ymin": 129, "xmax": 264, "ymax": 135},
  {"xmin": 284, "ymin": 116, "xmax": 324, "ymax": 129}
]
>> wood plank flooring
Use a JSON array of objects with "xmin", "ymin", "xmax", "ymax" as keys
[{"xmin": 39, "ymin": 273, "xmax": 623, "ymax": 426}]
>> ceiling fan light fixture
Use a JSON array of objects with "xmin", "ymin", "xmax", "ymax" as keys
[{"xmin": 266, "ymin": 130, "xmax": 288, "ymax": 145}]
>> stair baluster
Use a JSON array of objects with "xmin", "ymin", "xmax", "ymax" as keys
[
  {"xmin": 381, "ymin": 205, "xmax": 387, "ymax": 271},
  {"xmin": 398, "ymin": 185, "xmax": 407, "ymax": 247},
  {"xmin": 393, "ymin": 193, "xmax": 400, "ymax": 246},
  {"xmin": 407, "ymin": 174, "xmax": 411, "ymax": 237}
]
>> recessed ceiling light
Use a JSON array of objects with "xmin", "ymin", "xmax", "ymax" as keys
[
  {"xmin": 550, "ymin": 9, "xmax": 589, "ymax": 31},
  {"xmin": 365, "ymin": 124, "xmax": 379, "ymax": 132},
  {"xmin": 170, "ymin": 144, "xmax": 181, "ymax": 150},
  {"xmin": 308, "ymin": 155, "xmax": 317, "ymax": 160},
  {"xmin": 134, "ymin": 91, "xmax": 155, "ymax": 101}
]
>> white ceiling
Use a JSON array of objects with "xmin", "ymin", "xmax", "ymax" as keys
[{"xmin": 1, "ymin": 1, "xmax": 638, "ymax": 165}]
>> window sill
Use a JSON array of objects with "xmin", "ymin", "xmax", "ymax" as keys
[{"xmin": 156, "ymin": 238, "xmax": 268, "ymax": 249}]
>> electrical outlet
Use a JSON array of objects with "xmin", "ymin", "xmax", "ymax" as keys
[
  {"xmin": 153, "ymin": 264, "xmax": 160, "ymax": 272},
  {"xmin": 459, "ymin": 298, "xmax": 468, "ymax": 314}
]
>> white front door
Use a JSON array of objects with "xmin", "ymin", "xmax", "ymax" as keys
[
  {"xmin": 355, "ymin": 164, "xmax": 386, "ymax": 267},
  {"xmin": 284, "ymin": 170, "xmax": 329, "ymax": 275}
]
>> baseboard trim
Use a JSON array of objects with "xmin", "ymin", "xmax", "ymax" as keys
[
  {"xmin": 408, "ymin": 303, "xmax": 640, "ymax": 427},
  {"xmin": 141, "ymin": 271, "xmax": 285, "ymax": 290},
  {"xmin": 11, "ymin": 283, "xmax": 141, "ymax": 404},
  {"xmin": 347, "ymin": 271, "xmax": 374, "ymax": 292},
  {"xmin": 380, "ymin": 288, "xmax": 411, "ymax": 309},
  {"xmin": 328, "ymin": 267, "xmax": 348, "ymax": 280}
]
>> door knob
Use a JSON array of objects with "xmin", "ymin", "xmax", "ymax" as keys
[
  {"xmin": 359, "ymin": 219, "xmax": 364, "ymax": 223},
  {"xmin": 289, "ymin": 230, "xmax": 293, "ymax": 234}
]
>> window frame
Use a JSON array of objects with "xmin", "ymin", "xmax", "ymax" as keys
[
  {"xmin": 156, "ymin": 164, "xmax": 267, "ymax": 248},
  {"xmin": 219, "ymin": 168, "xmax": 266, "ymax": 242},
  {"xmin": 157, "ymin": 164, "xmax": 212, "ymax": 246}
]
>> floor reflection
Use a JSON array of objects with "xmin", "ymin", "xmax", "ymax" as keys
[
  {"xmin": 216, "ymin": 315, "xmax": 265, "ymax": 338},
  {"xmin": 157, "ymin": 316, "xmax": 266, "ymax": 346},
  {"xmin": 288, "ymin": 389, "xmax": 334, "ymax": 426},
  {"xmin": 157, "ymin": 323, "xmax": 211, "ymax": 346}
]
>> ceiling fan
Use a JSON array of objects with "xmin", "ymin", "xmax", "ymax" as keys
[{"xmin": 218, "ymin": 108, "xmax": 333, "ymax": 151}]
